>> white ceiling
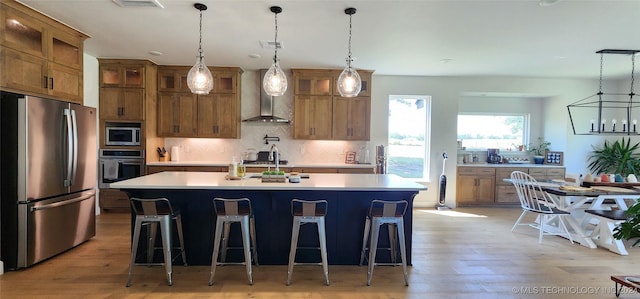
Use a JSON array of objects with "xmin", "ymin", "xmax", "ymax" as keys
[{"xmin": 17, "ymin": 0, "xmax": 640, "ymax": 79}]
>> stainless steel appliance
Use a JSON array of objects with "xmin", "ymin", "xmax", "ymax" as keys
[
  {"xmin": 105, "ymin": 126, "xmax": 140, "ymax": 146},
  {"xmin": 0, "ymin": 92, "xmax": 97, "ymax": 269},
  {"xmin": 375, "ymin": 145, "xmax": 387, "ymax": 174},
  {"xmin": 99, "ymin": 149, "xmax": 144, "ymax": 189}
]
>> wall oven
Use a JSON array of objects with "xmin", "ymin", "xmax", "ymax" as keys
[{"xmin": 99, "ymin": 149, "xmax": 144, "ymax": 188}]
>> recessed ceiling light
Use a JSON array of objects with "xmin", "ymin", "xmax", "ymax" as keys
[
  {"xmin": 440, "ymin": 59, "xmax": 452, "ymax": 64},
  {"xmin": 539, "ymin": 0, "xmax": 560, "ymax": 7},
  {"xmin": 148, "ymin": 50, "xmax": 162, "ymax": 56},
  {"xmin": 248, "ymin": 53, "xmax": 261, "ymax": 59},
  {"xmin": 112, "ymin": 0, "xmax": 164, "ymax": 8}
]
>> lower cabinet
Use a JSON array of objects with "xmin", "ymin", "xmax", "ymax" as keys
[
  {"xmin": 456, "ymin": 167, "xmax": 495, "ymax": 205},
  {"xmin": 457, "ymin": 166, "xmax": 566, "ymax": 206},
  {"xmin": 99, "ymin": 189, "xmax": 131, "ymax": 212}
]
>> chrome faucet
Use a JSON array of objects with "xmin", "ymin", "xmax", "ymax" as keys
[{"xmin": 269, "ymin": 144, "xmax": 280, "ymax": 172}]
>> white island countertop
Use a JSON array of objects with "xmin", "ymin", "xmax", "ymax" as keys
[
  {"xmin": 146, "ymin": 161, "xmax": 375, "ymax": 168},
  {"xmin": 110, "ymin": 172, "xmax": 427, "ymax": 192}
]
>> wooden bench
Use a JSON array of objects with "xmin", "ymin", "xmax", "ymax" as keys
[
  {"xmin": 585, "ymin": 209, "xmax": 628, "ymax": 255},
  {"xmin": 611, "ymin": 275, "xmax": 640, "ymax": 297}
]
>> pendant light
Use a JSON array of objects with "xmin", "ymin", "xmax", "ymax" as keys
[
  {"xmin": 567, "ymin": 49, "xmax": 640, "ymax": 135},
  {"xmin": 187, "ymin": 3, "xmax": 213, "ymax": 95},
  {"xmin": 337, "ymin": 7, "xmax": 362, "ymax": 98},
  {"xmin": 263, "ymin": 6, "xmax": 287, "ymax": 96}
]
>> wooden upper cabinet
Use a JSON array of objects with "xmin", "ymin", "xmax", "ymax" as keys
[
  {"xmin": 332, "ymin": 96, "xmax": 370, "ymax": 140},
  {"xmin": 292, "ymin": 68, "xmax": 373, "ymax": 140},
  {"xmin": 212, "ymin": 69, "xmax": 238, "ymax": 94},
  {"xmin": 157, "ymin": 67, "xmax": 189, "ymax": 92},
  {"xmin": 99, "ymin": 87, "xmax": 144, "ymax": 120},
  {"xmin": 1, "ymin": 5, "xmax": 46, "ymax": 58},
  {"xmin": 293, "ymin": 95, "xmax": 332, "ymax": 139},
  {"xmin": 293, "ymin": 70, "xmax": 333, "ymax": 96},
  {"xmin": 197, "ymin": 93, "xmax": 239, "ymax": 138},
  {"xmin": 156, "ymin": 66, "xmax": 242, "ymax": 138},
  {"xmin": 0, "ymin": 1, "xmax": 86, "ymax": 104},
  {"xmin": 100, "ymin": 63, "xmax": 145, "ymax": 88},
  {"xmin": 157, "ymin": 92, "xmax": 197, "ymax": 137}
]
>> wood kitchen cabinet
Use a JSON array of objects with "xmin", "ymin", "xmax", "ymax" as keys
[
  {"xmin": 98, "ymin": 59, "xmax": 156, "ymax": 121},
  {"xmin": 157, "ymin": 92, "xmax": 197, "ymax": 137},
  {"xmin": 292, "ymin": 68, "xmax": 373, "ymax": 140},
  {"xmin": 197, "ymin": 93, "xmax": 240, "ymax": 138},
  {"xmin": 293, "ymin": 95, "xmax": 333, "ymax": 139},
  {"xmin": 495, "ymin": 167, "xmax": 528, "ymax": 204},
  {"xmin": 332, "ymin": 96, "xmax": 370, "ymax": 140},
  {"xmin": 99, "ymin": 189, "xmax": 130, "ymax": 212},
  {"xmin": 156, "ymin": 66, "xmax": 241, "ymax": 138},
  {"xmin": 0, "ymin": 1, "xmax": 87, "ymax": 104},
  {"xmin": 457, "ymin": 165, "xmax": 566, "ymax": 206},
  {"xmin": 456, "ymin": 167, "xmax": 495, "ymax": 205}
]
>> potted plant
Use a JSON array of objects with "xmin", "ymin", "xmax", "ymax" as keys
[
  {"xmin": 528, "ymin": 137, "xmax": 550, "ymax": 164},
  {"xmin": 587, "ymin": 138, "xmax": 640, "ymax": 177},
  {"xmin": 613, "ymin": 201, "xmax": 640, "ymax": 247}
]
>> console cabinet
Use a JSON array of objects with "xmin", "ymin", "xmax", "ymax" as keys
[
  {"xmin": 0, "ymin": 0, "xmax": 87, "ymax": 103},
  {"xmin": 457, "ymin": 166, "xmax": 566, "ymax": 206}
]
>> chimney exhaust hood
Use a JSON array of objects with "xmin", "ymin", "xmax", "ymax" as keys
[{"xmin": 242, "ymin": 69, "xmax": 290, "ymax": 123}]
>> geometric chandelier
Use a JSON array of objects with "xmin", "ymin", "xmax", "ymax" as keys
[{"xmin": 567, "ymin": 49, "xmax": 640, "ymax": 135}]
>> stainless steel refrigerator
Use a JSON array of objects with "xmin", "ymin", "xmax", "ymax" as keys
[{"xmin": 1, "ymin": 91, "xmax": 97, "ymax": 269}]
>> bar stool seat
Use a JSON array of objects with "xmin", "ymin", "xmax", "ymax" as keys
[
  {"xmin": 209, "ymin": 197, "xmax": 258, "ymax": 286},
  {"xmin": 287, "ymin": 199, "xmax": 329, "ymax": 286},
  {"xmin": 359, "ymin": 199, "xmax": 409, "ymax": 286},
  {"xmin": 126, "ymin": 197, "xmax": 187, "ymax": 287}
]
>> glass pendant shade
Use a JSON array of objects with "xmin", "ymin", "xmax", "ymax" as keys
[
  {"xmin": 187, "ymin": 3, "xmax": 213, "ymax": 95},
  {"xmin": 263, "ymin": 61, "xmax": 287, "ymax": 96},
  {"xmin": 187, "ymin": 55, "xmax": 213, "ymax": 95},
  {"xmin": 338, "ymin": 65, "xmax": 362, "ymax": 97},
  {"xmin": 338, "ymin": 7, "xmax": 362, "ymax": 97}
]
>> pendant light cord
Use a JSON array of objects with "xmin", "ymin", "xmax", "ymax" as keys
[
  {"xmin": 273, "ymin": 11, "xmax": 279, "ymax": 64},
  {"xmin": 347, "ymin": 12, "xmax": 353, "ymax": 68},
  {"xmin": 631, "ymin": 54, "xmax": 636, "ymax": 96},
  {"xmin": 198, "ymin": 8, "xmax": 203, "ymax": 58},
  {"xmin": 598, "ymin": 52, "xmax": 603, "ymax": 95}
]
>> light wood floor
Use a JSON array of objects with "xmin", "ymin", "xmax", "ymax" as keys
[{"xmin": 2, "ymin": 207, "xmax": 640, "ymax": 298}]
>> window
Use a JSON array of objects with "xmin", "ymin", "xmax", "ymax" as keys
[
  {"xmin": 457, "ymin": 114, "xmax": 529, "ymax": 150},
  {"xmin": 387, "ymin": 95, "xmax": 431, "ymax": 180}
]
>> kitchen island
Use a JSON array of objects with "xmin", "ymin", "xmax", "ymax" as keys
[{"xmin": 110, "ymin": 171, "xmax": 426, "ymax": 265}]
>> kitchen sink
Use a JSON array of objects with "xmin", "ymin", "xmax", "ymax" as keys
[
  {"xmin": 243, "ymin": 160, "xmax": 288, "ymax": 165},
  {"xmin": 249, "ymin": 173, "xmax": 309, "ymax": 179}
]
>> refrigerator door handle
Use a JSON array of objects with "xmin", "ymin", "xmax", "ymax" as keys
[
  {"xmin": 70, "ymin": 109, "xmax": 78, "ymax": 185},
  {"xmin": 29, "ymin": 194, "xmax": 94, "ymax": 212},
  {"xmin": 63, "ymin": 108, "xmax": 73, "ymax": 187}
]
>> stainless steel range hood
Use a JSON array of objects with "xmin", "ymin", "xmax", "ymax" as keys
[{"xmin": 242, "ymin": 69, "xmax": 290, "ymax": 123}]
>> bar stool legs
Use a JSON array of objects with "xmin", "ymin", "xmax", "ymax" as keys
[
  {"xmin": 126, "ymin": 198, "xmax": 187, "ymax": 287},
  {"xmin": 359, "ymin": 200, "xmax": 409, "ymax": 286},
  {"xmin": 287, "ymin": 199, "xmax": 329, "ymax": 286},
  {"xmin": 210, "ymin": 198, "xmax": 257, "ymax": 286}
]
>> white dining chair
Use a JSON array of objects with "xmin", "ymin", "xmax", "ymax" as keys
[{"xmin": 510, "ymin": 171, "xmax": 575, "ymax": 244}]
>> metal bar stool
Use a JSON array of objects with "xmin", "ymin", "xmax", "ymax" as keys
[
  {"xmin": 209, "ymin": 197, "xmax": 258, "ymax": 286},
  {"xmin": 126, "ymin": 197, "xmax": 187, "ymax": 287},
  {"xmin": 287, "ymin": 199, "xmax": 329, "ymax": 286},
  {"xmin": 359, "ymin": 200, "xmax": 409, "ymax": 286}
]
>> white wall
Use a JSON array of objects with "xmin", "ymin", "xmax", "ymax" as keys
[{"xmin": 85, "ymin": 51, "xmax": 623, "ymax": 208}]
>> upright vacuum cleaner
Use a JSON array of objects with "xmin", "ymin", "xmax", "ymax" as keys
[{"xmin": 436, "ymin": 152, "xmax": 451, "ymax": 210}]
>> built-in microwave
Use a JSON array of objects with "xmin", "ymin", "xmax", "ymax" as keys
[{"xmin": 105, "ymin": 126, "xmax": 140, "ymax": 146}]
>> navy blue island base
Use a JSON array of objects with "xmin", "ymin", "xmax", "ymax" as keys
[{"xmin": 120, "ymin": 188, "xmax": 418, "ymax": 266}]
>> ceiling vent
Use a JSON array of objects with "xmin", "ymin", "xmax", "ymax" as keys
[
  {"xmin": 260, "ymin": 40, "xmax": 283, "ymax": 50},
  {"xmin": 112, "ymin": 0, "xmax": 164, "ymax": 8}
]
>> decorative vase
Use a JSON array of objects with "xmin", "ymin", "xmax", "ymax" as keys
[{"xmin": 533, "ymin": 155, "xmax": 544, "ymax": 164}]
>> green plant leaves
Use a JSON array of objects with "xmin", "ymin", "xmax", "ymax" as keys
[
  {"xmin": 587, "ymin": 138, "xmax": 640, "ymax": 176},
  {"xmin": 613, "ymin": 201, "xmax": 640, "ymax": 246}
]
